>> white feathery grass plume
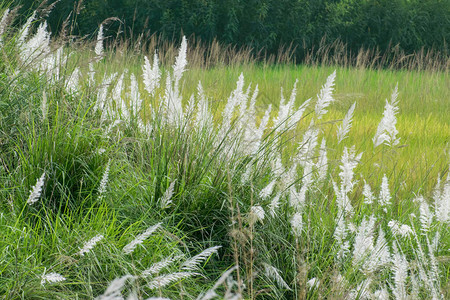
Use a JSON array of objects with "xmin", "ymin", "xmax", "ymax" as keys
[
  {"xmin": 231, "ymin": 73, "xmax": 245, "ymax": 108},
  {"xmin": 306, "ymin": 277, "xmax": 319, "ymax": 290},
  {"xmin": 334, "ymin": 214, "xmax": 350, "ymax": 263},
  {"xmin": 148, "ymin": 272, "xmax": 196, "ymax": 290},
  {"xmin": 273, "ymin": 87, "xmax": 287, "ymax": 131},
  {"xmin": 411, "ymin": 229, "xmax": 436, "ymax": 298},
  {"xmin": 426, "ymin": 232, "xmax": 441, "ymax": 288},
  {"xmin": 112, "ymin": 73, "xmax": 130, "ymax": 121},
  {"xmin": 160, "ymin": 180, "xmax": 176, "ymax": 208},
  {"xmin": 95, "ymin": 72, "xmax": 116, "ymax": 114},
  {"xmin": 27, "ymin": 172, "xmax": 46, "ymax": 205},
  {"xmin": 181, "ymin": 246, "xmax": 221, "ymax": 271},
  {"xmin": 22, "ymin": 21, "xmax": 50, "ymax": 64},
  {"xmin": 373, "ymin": 287, "xmax": 389, "ymax": 300},
  {"xmin": 95, "ymin": 275, "xmax": 134, "ymax": 300},
  {"xmin": 66, "ymin": 67, "xmax": 81, "ymax": 94},
  {"xmin": 195, "ymin": 82, "xmax": 213, "ymax": 130},
  {"xmin": 362, "ymin": 180, "xmax": 375, "ymax": 205},
  {"xmin": 184, "ymin": 94, "xmax": 196, "ymax": 125},
  {"xmin": 286, "ymin": 98, "xmax": 311, "ymax": 131},
  {"xmin": 295, "ymin": 161, "xmax": 313, "ymax": 209},
  {"xmin": 0, "ymin": 8, "xmax": 9, "ymax": 35},
  {"xmin": 334, "ymin": 147, "xmax": 361, "ymax": 215},
  {"xmin": 337, "ymin": 102, "xmax": 356, "ymax": 144},
  {"xmin": 291, "ymin": 212, "xmax": 303, "ymax": 237},
  {"xmin": 120, "ymin": 98, "xmax": 130, "ymax": 122},
  {"xmin": 273, "ymin": 82, "xmax": 301, "ymax": 132},
  {"xmin": 242, "ymin": 102, "xmax": 271, "ymax": 155},
  {"xmin": 348, "ymin": 222, "xmax": 357, "ymax": 233},
  {"xmin": 288, "ymin": 185, "xmax": 300, "ymax": 208},
  {"xmin": 364, "ymin": 227, "xmax": 391, "ymax": 274},
  {"xmin": 434, "ymin": 172, "xmax": 450, "ymax": 223},
  {"xmin": 391, "ymin": 243, "xmax": 408, "ymax": 300},
  {"xmin": 40, "ymin": 46, "xmax": 66, "ymax": 81},
  {"xmin": 18, "ymin": 11, "xmax": 36, "ymax": 46},
  {"xmin": 173, "ymin": 36, "xmax": 187, "ymax": 88},
  {"xmin": 163, "ymin": 72, "xmax": 183, "ymax": 126},
  {"xmin": 142, "ymin": 51, "xmax": 161, "ymax": 96},
  {"xmin": 387, "ymin": 220, "xmax": 413, "ymax": 237},
  {"xmin": 316, "ymin": 138, "xmax": 328, "ymax": 183},
  {"xmin": 315, "ymin": 70, "xmax": 336, "ymax": 119},
  {"xmin": 332, "ymin": 179, "xmax": 353, "ymax": 216},
  {"xmin": 88, "ymin": 62, "xmax": 96, "ymax": 87},
  {"xmin": 41, "ymin": 272, "xmax": 66, "ymax": 285},
  {"xmin": 95, "ymin": 24, "xmax": 104, "ymax": 60},
  {"xmin": 249, "ymin": 205, "xmax": 265, "ymax": 223},
  {"xmin": 123, "ymin": 223, "xmax": 161, "ymax": 254},
  {"xmin": 112, "ymin": 73, "xmax": 124, "ymax": 108},
  {"xmin": 418, "ymin": 196, "xmax": 433, "ymax": 233},
  {"xmin": 260, "ymin": 179, "xmax": 276, "ymax": 199},
  {"xmin": 373, "ymin": 84, "xmax": 400, "ymax": 147},
  {"xmin": 425, "ymin": 237, "xmax": 441, "ymax": 300},
  {"xmin": 0, "ymin": 8, "xmax": 9, "ymax": 47},
  {"xmin": 297, "ymin": 120, "xmax": 319, "ymax": 166},
  {"xmin": 431, "ymin": 231, "xmax": 440, "ymax": 254},
  {"xmin": 287, "ymin": 80, "xmax": 298, "ymax": 114},
  {"xmin": 129, "ymin": 73, "xmax": 142, "ymax": 117},
  {"xmin": 339, "ymin": 146, "xmax": 362, "ymax": 195},
  {"xmin": 263, "ymin": 263, "xmax": 291, "ymax": 290},
  {"xmin": 379, "ymin": 174, "xmax": 391, "ymax": 212},
  {"xmin": 241, "ymin": 164, "xmax": 252, "ymax": 185},
  {"xmin": 269, "ymin": 193, "xmax": 281, "ymax": 217},
  {"xmin": 98, "ymin": 160, "xmax": 111, "ymax": 199},
  {"xmin": 280, "ymin": 162, "xmax": 296, "ymax": 192},
  {"xmin": 433, "ymin": 175, "xmax": 442, "ymax": 214},
  {"xmin": 142, "ymin": 255, "xmax": 183, "ymax": 277},
  {"xmin": 78, "ymin": 234, "xmax": 104, "ymax": 256},
  {"xmin": 352, "ymin": 215, "xmax": 375, "ymax": 267},
  {"xmin": 137, "ymin": 117, "xmax": 153, "ymax": 136},
  {"xmin": 272, "ymin": 155, "xmax": 285, "ymax": 179},
  {"xmin": 221, "ymin": 73, "xmax": 244, "ymax": 135},
  {"xmin": 237, "ymin": 84, "xmax": 252, "ymax": 124},
  {"xmin": 196, "ymin": 266, "xmax": 238, "ymax": 300}
]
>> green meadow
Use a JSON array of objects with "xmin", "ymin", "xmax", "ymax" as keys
[{"xmin": 93, "ymin": 55, "xmax": 450, "ymax": 197}]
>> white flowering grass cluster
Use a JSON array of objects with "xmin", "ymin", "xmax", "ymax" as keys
[{"xmin": 1, "ymin": 7, "xmax": 449, "ymax": 299}]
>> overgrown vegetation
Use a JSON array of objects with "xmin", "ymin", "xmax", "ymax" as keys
[{"xmin": 0, "ymin": 5, "xmax": 449, "ymax": 300}]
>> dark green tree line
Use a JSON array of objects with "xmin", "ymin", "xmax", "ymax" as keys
[{"xmin": 11, "ymin": 0, "xmax": 450, "ymax": 58}]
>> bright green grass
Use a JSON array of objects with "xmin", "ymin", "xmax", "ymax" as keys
[
  {"xmin": 93, "ymin": 51, "xmax": 450, "ymax": 198},
  {"xmin": 121, "ymin": 60, "xmax": 449, "ymax": 197}
]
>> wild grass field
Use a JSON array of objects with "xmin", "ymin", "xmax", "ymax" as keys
[{"xmin": 0, "ymin": 7, "xmax": 449, "ymax": 300}]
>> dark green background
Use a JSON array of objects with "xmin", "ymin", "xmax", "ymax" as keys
[{"xmin": 12, "ymin": 0, "xmax": 450, "ymax": 58}]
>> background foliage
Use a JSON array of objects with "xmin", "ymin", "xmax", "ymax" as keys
[{"xmin": 14, "ymin": 0, "xmax": 450, "ymax": 59}]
